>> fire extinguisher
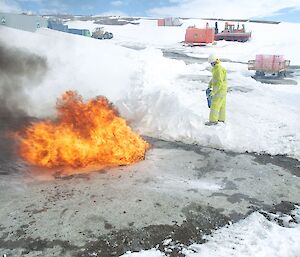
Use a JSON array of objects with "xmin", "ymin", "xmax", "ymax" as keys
[{"xmin": 206, "ymin": 88, "xmax": 212, "ymax": 108}]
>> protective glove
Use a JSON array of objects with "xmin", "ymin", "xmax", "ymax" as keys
[{"xmin": 206, "ymin": 88, "xmax": 211, "ymax": 96}]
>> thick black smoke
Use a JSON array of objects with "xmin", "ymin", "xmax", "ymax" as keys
[
  {"xmin": 0, "ymin": 42, "xmax": 47, "ymax": 165},
  {"xmin": 0, "ymin": 41, "xmax": 47, "ymax": 131}
]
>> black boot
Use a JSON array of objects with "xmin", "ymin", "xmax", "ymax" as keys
[{"xmin": 205, "ymin": 121, "xmax": 218, "ymax": 126}]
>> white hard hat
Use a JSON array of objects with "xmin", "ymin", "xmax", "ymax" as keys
[{"xmin": 208, "ymin": 54, "xmax": 219, "ymax": 63}]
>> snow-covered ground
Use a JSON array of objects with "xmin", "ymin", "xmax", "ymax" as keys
[
  {"xmin": 1, "ymin": 19, "xmax": 299, "ymax": 159},
  {"xmin": 121, "ymin": 207, "xmax": 300, "ymax": 257},
  {"xmin": 184, "ymin": 208, "xmax": 300, "ymax": 257}
]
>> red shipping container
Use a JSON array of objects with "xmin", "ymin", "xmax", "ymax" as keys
[
  {"xmin": 255, "ymin": 55, "xmax": 263, "ymax": 69},
  {"xmin": 185, "ymin": 27, "xmax": 214, "ymax": 44},
  {"xmin": 255, "ymin": 55, "xmax": 285, "ymax": 71},
  {"xmin": 157, "ymin": 19, "xmax": 165, "ymax": 26},
  {"xmin": 263, "ymin": 55, "xmax": 273, "ymax": 70}
]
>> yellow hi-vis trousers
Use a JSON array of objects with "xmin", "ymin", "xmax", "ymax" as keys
[{"xmin": 209, "ymin": 95, "xmax": 226, "ymax": 122}]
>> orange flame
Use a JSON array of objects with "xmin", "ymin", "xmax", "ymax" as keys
[{"xmin": 17, "ymin": 91, "xmax": 149, "ymax": 169}]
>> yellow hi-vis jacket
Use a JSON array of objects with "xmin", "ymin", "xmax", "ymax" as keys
[{"xmin": 209, "ymin": 62, "xmax": 227, "ymax": 97}]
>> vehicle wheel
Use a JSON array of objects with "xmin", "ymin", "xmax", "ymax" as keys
[
  {"xmin": 256, "ymin": 71, "xmax": 264, "ymax": 77},
  {"xmin": 103, "ymin": 33, "xmax": 109, "ymax": 39},
  {"xmin": 278, "ymin": 71, "xmax": 285, "ymax": 78}
]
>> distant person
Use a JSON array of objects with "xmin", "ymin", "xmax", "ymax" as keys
[
  {"xmin": 215, "ymin": 21, "xmax": 218, "ymax": 34},
  {"xmin": 205, "ymin": 54, "xmax": 228, "ymax": 126}
]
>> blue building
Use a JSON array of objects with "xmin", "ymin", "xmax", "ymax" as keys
[{"xmin": 48, "ymin": 19, "xmax": 68, "ymax": 32}]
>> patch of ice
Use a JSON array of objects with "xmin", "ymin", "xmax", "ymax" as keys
[{"xmin": 119, "ymin": 249, "xmax": 166, "ymax": 257}]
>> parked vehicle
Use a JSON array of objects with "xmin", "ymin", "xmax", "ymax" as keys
[
  {"xmin": 215, "ymin": 22, "xmax": 251, "ymax": 42},
  {"xmin": 92, "ymin": 27, "xmax": 113, "ymax": 40},
  {"xmin": 248, "ymin": 55, "xmax": 290, "ymax": 77},
  {"xmin": 68, "ymin": 28, "xmax": 91, "ymax": 37},
  {"xmin": 184, "ymin": 25, "xmax": 215, "ymax": 46}
]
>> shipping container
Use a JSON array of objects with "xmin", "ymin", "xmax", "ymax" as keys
[
  {"xmin": 164, "ymin": 17, "xmax": 173, "ymax": 26},
  {"xmin": 248, "ymin": 54, "xmax": 290, "ymax": 77},
  {"xmin": 157, "ymin": 19, "xmax": 165, "ymax": 26},
  {"xmin": 48, "ymin": 20, "xmax": 68, "ymax": 32},
  {"xmin": 157, "ymin": 17, "xmax": 182, "ymax": 26},
  {"xmin": 253, "ymin": 55, "xmax": 285, "ymax": 71},
  {"xmin": 68, "ymin": 28, "xmax": 91, "ymax": 37}
]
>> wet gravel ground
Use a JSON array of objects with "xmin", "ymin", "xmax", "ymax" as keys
[{"xmin": 0, "ymin": 136, "xmax": 299, "ymax": 257}]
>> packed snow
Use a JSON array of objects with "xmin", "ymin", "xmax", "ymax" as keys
[
  {"xmin": 1, "ymin": 19, "xmax": 299, "ymax": 160},
  {"xmin": 1, "ymin": 18, "xmax": 300, "ymax": 159},
  {"xmin": 184, "ymin": 209, "xmax": 300, "ymax": 257},
  {"xmin": 120, "ymin": 207, "xmax": 300, "ymax": 257}
]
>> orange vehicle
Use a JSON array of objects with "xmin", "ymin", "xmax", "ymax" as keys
[{"xmin": 184, "ymin": 26, "xmax": 215, "ymax": 46}]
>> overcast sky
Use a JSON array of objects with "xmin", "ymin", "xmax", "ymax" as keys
[{"xmin": 1, "ymin": 0, "xmax": 300, "ymax": 22}]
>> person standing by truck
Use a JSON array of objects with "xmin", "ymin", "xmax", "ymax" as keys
[{"xmin": 205, "ymin": 54, "xmax": 228, "ymax": 126}]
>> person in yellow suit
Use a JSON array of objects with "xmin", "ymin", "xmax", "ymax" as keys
[{"xmin": 205, "ymin": 54, "xmax": 228, "ymax": 126}]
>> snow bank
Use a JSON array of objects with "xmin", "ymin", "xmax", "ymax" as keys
[
  {"xmin": 118, "ymin": 48, "xmax": 300, "ymax": 159},
  {"xmin": 184, "ymin": 207, "xmax": 300, "ymax": 257},
  {"xmin": 0, "ymin": 26, "xmax": 138, "ymax": 117},
  {"xmin": 120, "ymin": 207, "xmax": 300, "ymax": 257},
  {"xmin": 1, "ymin": 18, "xmax": 300, "ymax": 159}
]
